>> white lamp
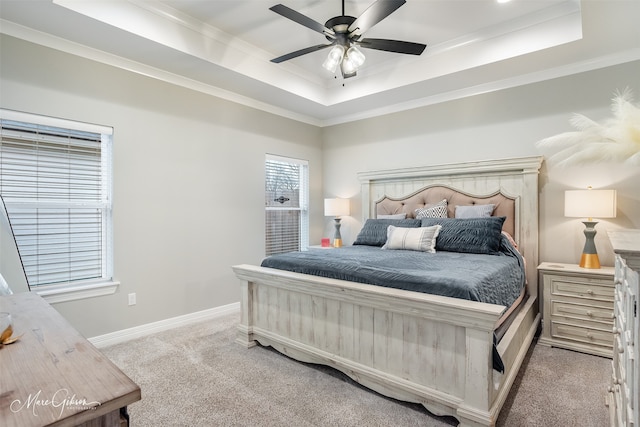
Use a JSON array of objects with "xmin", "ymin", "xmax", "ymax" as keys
[
  {"xmin": 565, "ymin": 187, "xmax": 617, "ymax": 269},
  {"xmin": 324, "ymin": 198, "xmax": 350, "ymax": 248}
]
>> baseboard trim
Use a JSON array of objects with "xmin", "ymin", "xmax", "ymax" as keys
[{"xmin": 89, "ymin": 302, "xmax": 240, "ymax": 348}]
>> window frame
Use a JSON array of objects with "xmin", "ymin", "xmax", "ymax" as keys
[
  {"xmin": 0, "ymin": 109, "xmax": 118, "ymax": 303},
  {"xmin": 265, "ymin": 154, "xmax": 309, "ymax": 255}
]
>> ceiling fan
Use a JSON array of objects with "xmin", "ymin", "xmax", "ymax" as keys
[{"xmin": 269, "ymin": 0, "xmax": 427, "ymax": 79}]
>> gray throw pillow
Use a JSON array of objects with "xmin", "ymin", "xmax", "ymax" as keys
[
  {"xmin": 420, "ymin": 216, "xmax": 506, "ymax": 254},
  {"xmin": 353, "ymin": 219, "xmax": 422, "ymax": 247}
]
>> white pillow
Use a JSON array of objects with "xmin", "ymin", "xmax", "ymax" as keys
[
  {"xmin": 377, "ymin": 213, "xmax": 407, "ymax": 219},
  {"xmin": 382, "ymin": 224, "xmax": 442, "ymax": 253},
  {"xmin": 455, "ymin": 204, "xmax": 495, "ymax": 218},
  {"xmin": 415, "ymin": 199, "xmax": 448, "ymax": 219}
]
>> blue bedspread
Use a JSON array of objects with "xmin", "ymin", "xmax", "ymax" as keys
[{"xmin": 261, "ymin": 234, "xmax": 525, "ymax": 309}]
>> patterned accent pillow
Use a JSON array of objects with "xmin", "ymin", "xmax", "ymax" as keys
[
  {"xmin": 454, "ymin": 204, "xmax": 495, "ymax": 218},
  {"xmin": 353, "ymin": 219, "xmax": 422, "ymax": 247},
  {"xmin": 382, "ymin": 225, "xmax": 442, "ymax": 253},
  {"xmin": 420, "ymin": 216, "xmax": 506, "ymax": 255},
  {"xmin": 415, "ymin": 199, "xmax": 448, "ymax": 219}
]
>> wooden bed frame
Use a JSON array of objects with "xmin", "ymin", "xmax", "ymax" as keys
[{"xmin": 233, "ymin": 156, "xmax": 543, "ymax": 426}]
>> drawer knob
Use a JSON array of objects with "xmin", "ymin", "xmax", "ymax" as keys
[
  {"xmin": 618, "ymin": 346, "xmax": 625, "ymax": 354},
  {"xmin": 613, "ymin": 327, "xmax": 621, "ymax": 335},
  {"xmin": 586, "ymin": 289, "xmax": 594, "ymax": 295},
  {"xmin": 614, "ymin": 278, "xmax": 623, "ymax": 285},
  {"xmin": 587, "ymin": 310, "xmax": 593, "ymax": 317}
]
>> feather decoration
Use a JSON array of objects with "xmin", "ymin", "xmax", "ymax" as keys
[{"xmin": 535, "ymin": 89, "xmax": 640, "ymax": 167}]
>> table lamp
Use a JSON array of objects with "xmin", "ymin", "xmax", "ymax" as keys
[
  {"xmin": 564, "ymin": 187, "xmax": 617, "ymax": 269},
  {"xmin": 324, "ymin": 198, "xmax": 350, "ymax": 248}
]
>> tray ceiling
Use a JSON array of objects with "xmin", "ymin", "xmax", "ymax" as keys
[{"xmin": 1, "ymin": 0, "xmax": 639, "ymax": 126}]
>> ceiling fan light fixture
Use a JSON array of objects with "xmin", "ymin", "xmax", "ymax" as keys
[
  {"xmin": 346, "ymin": 45, "xmax": 365, "ymax": 68},
  {"xmin": 342, "ymin": 57, "xmax": 356, "ymax": 75},
  {"xmin": 270, "ymin": 1, "xmax": 426, "ymax": 78},
  {"xmin": 322, "ymin": 45, "xmax": 345, "ymax": 72},
  {"xmin": 340, "ymin": 59, "xmax": 357, "ymax": 79}
]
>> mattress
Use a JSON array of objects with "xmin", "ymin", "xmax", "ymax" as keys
[{"xmin": 261, "ymin": 234, "xmax": 526, "ymax": 309}]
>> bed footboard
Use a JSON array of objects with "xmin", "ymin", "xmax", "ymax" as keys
[{"xmin": 233, "ymin": 264, "xmax": 539, "ymax": 427}]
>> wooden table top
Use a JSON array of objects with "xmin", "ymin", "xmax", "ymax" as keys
[{"xmin": 0, "ymin": 292, "xmax": 141, "ymax": 427}]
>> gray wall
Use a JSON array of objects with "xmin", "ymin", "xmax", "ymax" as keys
[
  {"xmin": 0, "ymin": 194, "xmax": 29, "ymax": 294},
  {"xmin": 0, "ymin": 35, "xmax": 324, "ymax": 337},
  {"xmin": 322, "ymin": 60, "xmax": 640, "ymax": 267},
  {"xmin": 2, "ymin": 33, "xmax": 639, "ymax": 337}
]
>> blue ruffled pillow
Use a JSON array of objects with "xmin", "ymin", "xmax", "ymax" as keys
[
  {"xmin": 420, "ymin": 216, "xmax": 506, "ymax": 255},
  {"xmin": 353, "ymin": 219, "xmax": 422, "ymax": 247}
]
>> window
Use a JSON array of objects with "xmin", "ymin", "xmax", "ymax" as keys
[
  {"xmin": 265, "ymin": 155, "xmax": 308, "ymax": 255},
  {"xmin": 0, "ymin": 110, "xmax": 113, "ymax": 297}
]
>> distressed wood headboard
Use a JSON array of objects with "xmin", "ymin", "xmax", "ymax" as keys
[{"xmin": 357, "ymin": 156, "xmax": 543, "ymax": 298}]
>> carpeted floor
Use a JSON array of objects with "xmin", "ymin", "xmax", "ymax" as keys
[{"xmin": 101, "ymin": 313, "xmax": 611, "ymax": 426}]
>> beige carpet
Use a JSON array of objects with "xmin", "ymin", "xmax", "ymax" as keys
[{"xmin": 102, "ymin": 313, "xmax": 611, "ymax": 426}]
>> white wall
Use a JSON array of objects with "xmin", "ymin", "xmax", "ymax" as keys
[
  {"xmin": 0, "ymin": 35, "xmax": 324, "ymax": 337},
  {"xmin": 322, "ymin": 60, "xmax": 640, "ymax": 267}
]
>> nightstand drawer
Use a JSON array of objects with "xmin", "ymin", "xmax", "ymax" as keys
[
  {"xmin": 549, "ymin": 276, "xmax": 614, "ymax": 302},
  {"xmin": 551, "ymin": 321, "xmax": 613, "ymax": 349},
  {"xmin": 551, "ymin": 299, "xmax": 614, "ymax": 324}
]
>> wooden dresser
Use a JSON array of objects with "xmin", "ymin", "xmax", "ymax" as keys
[
  {"xmin": 0, "ymin": 292, "xmax": 141, "ymax": 427},
  {"xmin": 607, "ymin": 229, "xmax": 639, "ymax": 427}
]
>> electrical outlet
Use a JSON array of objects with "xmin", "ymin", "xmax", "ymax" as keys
[{"xmin": 128, "ymin": 293, "xmax": 136, "ymax": 306}]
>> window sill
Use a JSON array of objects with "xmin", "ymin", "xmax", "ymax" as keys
[{"xmin": 34, "ymin": 280, "xmax": 120, "ymax": 304}]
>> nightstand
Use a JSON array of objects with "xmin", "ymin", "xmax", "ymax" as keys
[{"xmin": 538, "ymin": 262, "xmax": 615, "ymax": 358}]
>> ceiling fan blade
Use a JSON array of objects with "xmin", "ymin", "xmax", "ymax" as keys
[
  {"xmin": 347, "ymin": 0, "xmax": 406, "ymax": 36},
  {"xmin": 270, "ymin": 4, "xmax": 335, "ymax": 38},
  {"xmin": 271, "ymin": 44, "xmax": 334, "ymax": 63},
  {"xmin": 359, "ymin": 38, "xmax": 426, "ymax": 55}
]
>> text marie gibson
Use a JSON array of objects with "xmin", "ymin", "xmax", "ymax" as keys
[{"xmin": 10, "ymin": 388, "xmax": 101, "ymax": 419}]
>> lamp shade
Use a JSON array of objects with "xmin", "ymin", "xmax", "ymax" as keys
[
  {"xmin": 322, "ymin": 45, "xmax": 345, "ymax": 73},
  {"xmin": 324, "ymin": 198, "xmax": 350, "ymax": 217},
  {"xmin": 564, "ymin": 189, "xmax": 617, "ymax": 219},
  {"xmin": 346, "ymin": 46, "xmax": 365, "ymax": 68}
]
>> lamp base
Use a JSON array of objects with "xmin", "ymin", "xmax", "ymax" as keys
[
  {"xmin": 333, "ymin": 218, "xmax": 343, "ymax": 248},
  {"xmin": 579, "ymin": 220, "xmax": 601, "ymax": 269},
  {"xmin": 579, "ymin": 253, "xmax": 601, "ymax": 269}
]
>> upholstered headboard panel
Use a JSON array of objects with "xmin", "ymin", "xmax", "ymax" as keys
[{"xmin": 376, "ymin": 185, "xmax": 516, "ymax": 237}]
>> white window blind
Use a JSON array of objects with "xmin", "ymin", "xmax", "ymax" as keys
[
  {"xmin": 265, "ymin": 155, "xmax": 309, "ymax": 255},
  {"xmin": 0, "ymin": 110, "xmax": 113, "ymax": 288}
]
